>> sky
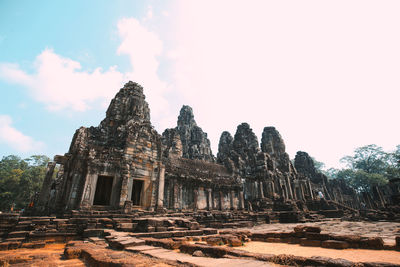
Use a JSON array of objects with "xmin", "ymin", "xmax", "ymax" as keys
[{"xmin": 0, "ymin": 0, "xmax": 399, "ymax": 169}]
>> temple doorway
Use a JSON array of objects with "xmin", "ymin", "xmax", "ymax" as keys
[
  {"xmin": 93, "ymin": 175, "xmax": 113, "ymax": 205},
  {"xmin": 131, "ymin": 180, "xmax": 144, "ymax": 206}
]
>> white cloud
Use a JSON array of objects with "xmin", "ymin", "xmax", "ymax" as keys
[
  {"xmin": 145, "ymin": 5, "xmax": 153, "ymax": 20},
  {"xmin": 0, "ymin": 115, "xmax": 44, "ymax": 153},
  {"xmin": 117, "ymin": 17, "xmax": 170, "ymax": 120},
  {"xmin": 170, "ymin": 0, "xmax": 400, "ymax": 168},
  {"xmin": 0, "ymin": 17, "xmax": 171, "ymax": 130},
  {"xmin": 0, "ymin": 50, "xmax": 125, "ymax": 111}
]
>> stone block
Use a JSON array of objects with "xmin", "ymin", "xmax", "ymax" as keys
[
  {"xmin": 227, "ymin": 236, "xmax": 242, "ymax": 247},
  {"xmin": 0, "ymin": 242, "xmax": 9, "ymax": 251},
  {"xmin": 321, "ymin": 240, "xmax": 349, "ymax": 249},
  {"xmin": 156, "ymin": 226, "xmax": 167, "ymax": 232},
  {"xmin": 144, "ymin": 237, "xmax": 180, "ymax": 249},
  {"xmin": 147, "ymin": 226, "xmax": 155, "ymax": 232},
  {"xmin": 69, "ymin": 218, "xmax": 88, "ymax": 224},
  {"xmin": 64, "ymin": 247, "xmax": 82, "ymax": 259},
  {"xmin": 21, "ymin": 242, "xmax": 46, "ymax": 249},
  {"xmin": 83, "ymin": 229, "xmax": 104, "ymax": 237},
  {"xmin": 206, "ymin": 236, "xmax": 223, "ymax": 246},
  {"xmin": 149, "ymin": 232, "xmax": 172, "ymax": 238},
  {"xmin": 359, "ymin": 237, "xmax": 384, "ymax": 249},
  {"xmin": 305, "ymin": 232, "xmax": 330, "ymax": 241},
  {"xmin": 7, "ymin": 241, "xmax": 21, "ymax": 250},
  {"xmin": 294, "ymin": 225, "xmax": 321, "ymax": 233},
  {"xmin": 117, "ymin": 223, "xmax": 135, "ymax": 231},
  {"xmin": 300, "ymin": 238, "xmax": 321, "ymax": 247},
  {"xmin": 32, "ymin": 219, "xmax": 51, "ymax": 224},
  {"xmin": 202, "ymin": 228, "xmax": 218, "ymax": 235}
]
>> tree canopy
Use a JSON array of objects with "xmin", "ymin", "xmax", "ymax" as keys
[
  {"xmin": 0, "ymin": 155, "xmax": 50, "ymax": 211},
  {"xmin": 327, "ymin": 145, "xmax": 400, "ymax": 192}
]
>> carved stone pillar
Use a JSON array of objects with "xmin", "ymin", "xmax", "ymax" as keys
[
  {"xmin": 239, "ymin": 191, "xmax": 245, "ymax": 210},
  {"xmin": 259, "ymin": 181, "xmax": 264, "ymax": 198},
  {"xmin": 230, "ymin": 190, "xmax": 236, "ymax": 210},
  {"xmin": 173, "ymin": 180, "xmax": 179, "ymax": 210},
  {"xmin": 307, "ymin": 181, "xmax": 314, "ymax": 200},
  {"xmin": 286, "ymin": 174, "xmax": 294, "ymax": 200},
  {"xmin": 119, "ymin": 163, "xmax": 131, "ymax": 207},
  {"xmin": 219, "ymin": 191, "xmax": 224, "ymax": 210},
  {"xmin": 207, "ymin": 189, "xmax": 212, "ymax": 210},
  {"xmin": 157, "ymin": 165, "xmax": 165, "ymax": 209},
  {"xmin": 194, "ymin": 188, "xmax": 199, "ymax": 211}
]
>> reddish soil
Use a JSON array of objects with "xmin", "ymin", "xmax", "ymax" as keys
[{"xmin": 237, "ymin": 241, "xmax": 400, "ymax": 265}]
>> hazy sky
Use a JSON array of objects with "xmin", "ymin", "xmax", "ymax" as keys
[{"xmin": 0, "ymin": 0, "xmax": 399, "ymax": 169}]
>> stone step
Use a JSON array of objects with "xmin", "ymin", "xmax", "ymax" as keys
[
  {"xmin": 7, "ymin": 231, "xmax": 30, "ymax": 238},
  {"xmin": 5, "ymin": 237, "xmax": 26, "ymax": 242},
  {"xmin": 83, "ymin": 228, "xmax": 105, "ymax": 237},
  {"xmin": 130, "ymin": 229, "xmax": 204, "ymax": 239},
  {"xmin": 109, "ymin": 237, "xmax": 145, "ymax": 249},
  {"xmin": 21, "ymin": 241, "xmax": 46, "ymax": 248}
]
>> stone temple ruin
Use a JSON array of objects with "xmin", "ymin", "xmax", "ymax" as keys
[
  {"xmin": 2, "ymin": 81, "xmax": 400, "ymax": 266},
  {"xmin": 34, "ymin": 81, "xmax": 399, "ymax": 221}
]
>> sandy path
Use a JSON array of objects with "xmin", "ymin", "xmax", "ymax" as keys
[
  {"xmin": 0, "ymin": 243, "xmax": 86, "ymax": 266},
  {"xmin": 237, "ymin": 241, "xmax": 400, "ymax": 264}
]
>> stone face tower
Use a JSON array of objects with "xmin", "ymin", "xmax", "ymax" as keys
[
  {"xmin": 176, "ymin": 105, "xmax": 215, "ymax": 162},
  {"xmin": 43, "ymin": 82, "xmax": 165, "ymax": 212}
]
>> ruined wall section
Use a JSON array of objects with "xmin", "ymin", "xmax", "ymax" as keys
[
  {"xmin": 294, "ymin": 151, "xmax": 360, "ymax": 209},
  {"xmin": 163, "ymin": 158, "xmax": 243, "ymax": 211}
]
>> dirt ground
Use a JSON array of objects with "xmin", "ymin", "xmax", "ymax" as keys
[
  {"xmin": 0, "ymin": 243, "xmax": 85, "ymax": 266},
  {"xmin": 237, "ymin": 241, "xmax": 400, "ymax": 265}
]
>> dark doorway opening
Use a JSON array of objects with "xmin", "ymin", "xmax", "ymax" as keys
[
  {"xmin": 93, "ymin": 175, "xmax": 113, "ymax": 205},
  {"xmin": 131, "ymin": 180, "xmax": 143, "ymax": 206}
]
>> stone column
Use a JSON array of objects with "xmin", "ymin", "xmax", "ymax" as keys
[
  {"xmin": 173, "ymin": 180, "xmax": 179, "ymax": 210},
  {"xmin": 286, "ymin": 175, "xmax": 294, "ymax": 200},
  {"xmin": 219, "ymin": 191, "xmax": 224, "ymax": 210},
  {"xmin": 300, "ymin": 184, "xmax": 305, "ymax": 202},
  {"xmin": 271, "ymin": 181, "xmax": 275, "ymax": 196},
  {"xmin": 119, "ymin": 163, "xmax": 131, "ymax": 207},
  {"xmin": 194, "ymin": 188, "xmax": 199, "ymax": 211},
  {"xmin": 307, "ymin": 181, "xmax": 314, "ymax": 200},
  {"xmin": 259, "ymin": 181, "xmax": 264, "ymax": 198},
  {"xmin": 239, "ymin": 191, "xmax": 245, "ymax": 210},
  {"xmin": 157, "ymin": 165, "xmax": 165, "ymax": 209},
  {"xmin": 207, "ymin": 189, "xmax": 212, "ymax": 210},
  {"xmin": 230, "ymin": 190, "xmax": 236, "ymax": 210}
]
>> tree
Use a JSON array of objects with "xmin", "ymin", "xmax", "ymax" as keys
[
  {"xmin": 335, "ymin": 169, "xmax": 387, "ymax": 192},
  {"xmin": 331, "ymin": 144, "xmax": 400, "ymax": 192},
  {"xmin": 0, "ymin": 155, "xmax": 50, "ymax": 211},
  {"xmin": 340, "ymin": 145, "xmax": 389, "ymax": 174}
]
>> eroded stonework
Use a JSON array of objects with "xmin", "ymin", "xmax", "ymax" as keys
[{"xmin": 35, "ymin": 81, "xmax": 400, "ymax": 220}]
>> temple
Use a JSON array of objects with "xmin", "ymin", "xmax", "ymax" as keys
[{"xmin": 35, "ymin": 81, "xmax": 400, "ymax": 221}]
